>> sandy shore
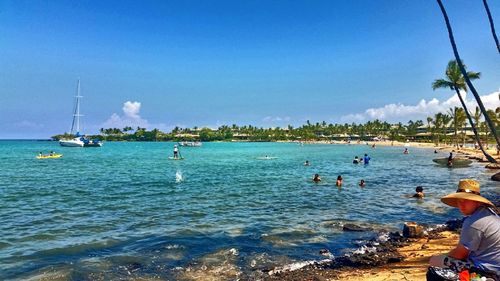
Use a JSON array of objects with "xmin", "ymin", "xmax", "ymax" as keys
[
  {"xmin": 334, "ymin": 231, "xmax": 459, "ymax": 281},
  {"xmin": 262, "ymin": 230, "xmax": 460, "ymax": 281},
  {"xmin": 297, "ymin": 139, "xmax": 500, "ymax": 162}
]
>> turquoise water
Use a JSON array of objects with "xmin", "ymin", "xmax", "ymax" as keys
[{"xmin": 0, "ymin": 141, "xmax": 498, "ymax": 280}]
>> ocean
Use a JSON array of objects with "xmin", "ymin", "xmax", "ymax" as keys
[{"xmin": 0, "ymin": 141, "xmax": 497, "ymax": 280}]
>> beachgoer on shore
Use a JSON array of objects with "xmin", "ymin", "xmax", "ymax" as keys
[
  {"xmin": 429, "ymin": 179, "xmax": 500, "ymax": 277},
  {"xmin": 173, "ymin": 145, "xmax": 179, "ymax": 159},
  {"xmin": 363, "ymin": 154, "xmax": 370, "ymax": 164},
  {"xmin": 304, "ymin": 160, "xmax": 310, "ymax": 166},
  {"xmin": 353, "ymin": 156, "xmax": 360, "ymax": 164},
  {"xmin": 312, "ymin": 174, "xmax": 321, "ymax": 183},
  {"xmin": 412, "ymin": 186, "xmax": 424, "ymax": 198},
  {"xmin": 359, "ymin": 179, "xmax": 365, "ymax": 187},
  {"xmin": 336, "ymin": 175, "xmax": 343, "ymax": 187}
]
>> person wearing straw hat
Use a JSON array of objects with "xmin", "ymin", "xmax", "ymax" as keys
[{"xmin": 429, "ymin": 179, "xmax": 499, "ymax": 276}]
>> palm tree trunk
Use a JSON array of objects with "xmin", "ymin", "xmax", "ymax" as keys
[
  {"xmin": 482, "ymin": 0, "xmax": 500, "ymax": 54},
  {"xmin": 437, "ymin": 0, "xmax": 500, "ymax": 150},
  {"xmin": 454, "ymin": 89, "xmax": 497, "ymax": 163}
]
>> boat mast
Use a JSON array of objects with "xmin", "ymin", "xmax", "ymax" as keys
[{"xmin": 70, "ymin": 79, "xmax": 83, "ymax": 136}]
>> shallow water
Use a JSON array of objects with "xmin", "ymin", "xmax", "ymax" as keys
[{"xmin": 0, "ymin": 141, "xmax": 497, "ymax": 280}]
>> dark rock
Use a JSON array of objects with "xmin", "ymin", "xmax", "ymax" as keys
[
  {"xmin": 319, "ymin": 249, "xmax": 331, "ymax": 256},
  {"xmin": 342, "ymin": 223, "xmax": 372, "ymax": 232},
  {"xmin": 387, "ymin": 256, "xmax": 403, "ymax": 263},
  {"xmin": 446, "ymin": 218, "xmax": 463, "ymax": 231},
  {"xmin": 125, "ymin": 262, "xmax": 142, "ymax": 272},
  {"xmin": 403, "ymin": 222, "xmax": 424, "ymax": 238},
  {"xmin": 485, "ymin": 163, "xmax": 500, "ymax": 169},
  {"xmin": 492, "ymin": 172, "xmax": 500, "ymax": 181}
]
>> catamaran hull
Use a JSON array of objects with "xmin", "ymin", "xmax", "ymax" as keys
[
  {"xmin": 84, "ymin": 142, "xmax": 103, "ymax": 147},
  {"xmin": 59, "ymin": 139, "xmax": 84, "ymax": 147}
]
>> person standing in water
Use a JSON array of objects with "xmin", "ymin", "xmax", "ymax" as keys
[
  {"xmin": 413, "ymin": 186, "xmax": 424, "ymax": 198},
  {"xmin": 312, "ymin": 174, "xmax": 321, "ymax": 182},
  {"xmin": 353, "ymin": 156, "xmax": 360, "ymax": 164},
  {"xmin": 363, "ymin": 154, "xmax": 371, "ymax": 164},
  {"xmin": 447, "ymin": 152, "xmax": 453, "ymax": 167},
  {"xmin": 336, "ymin": 175, "xmax": 343, "ymax": 187}
]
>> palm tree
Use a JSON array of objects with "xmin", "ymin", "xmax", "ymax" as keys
[
  {"xmin": 482, "ymin": 0, "xmax": 500, "ymax": 53},
  {"xmin": 436, "ymin": 0, "xmax": 500, "ymax": 152},
  {"xmin": 456, "ymin": 107, "xmax": 467, "ymax": 146},
  {"xmin": 441, "ymin": 114, "xmax": 452, "ymax": 145},
  {"xmin": 448, "ymin": 107, "xmax": 460, "ymax": 147},
  {"xmin": 432, "ymin": 60, "xmax": 495, "ymax": 162},
  {"xmin": 433, "ymin": 113, "xmax": 443, "ymax": 145}
]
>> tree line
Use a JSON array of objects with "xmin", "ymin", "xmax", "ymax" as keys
[{"xmin": 51, "ymin": 103, "xmax": 499, "ymax": 146}]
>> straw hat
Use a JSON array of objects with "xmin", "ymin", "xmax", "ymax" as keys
[{"xmin": 441, "ymin": 179, "xmax": 495, "ymax": 208}]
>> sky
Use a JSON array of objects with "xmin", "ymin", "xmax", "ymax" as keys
[{"xmin": 1, "ymin": 0, "xmax": 499, "ymax": 139}]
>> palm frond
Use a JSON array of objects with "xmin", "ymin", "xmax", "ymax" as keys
[{"xmin": 432, "ymin": 79, "xmax": 454, "ymax": 90}]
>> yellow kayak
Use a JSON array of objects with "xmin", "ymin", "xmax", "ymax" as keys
[{"xmin": 36, "ymin": 154, "xmax": 63, "ymax": 159}]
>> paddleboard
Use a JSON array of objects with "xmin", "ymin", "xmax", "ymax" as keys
[
  {"xmin": 257, "ymin": 156, "xmax": 278, "ymax": 160},
  {"xmin": 432, "ymin": 157, "xmax": 472, "ymax": 167},
  {"xmin": 168, "ymin": 157, "xmax": 184, "ymax": 160}
]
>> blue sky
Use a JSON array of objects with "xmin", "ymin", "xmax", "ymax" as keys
[{"xmin": 1, "ymin": 0, "xmax": 499, "ymax": 139}]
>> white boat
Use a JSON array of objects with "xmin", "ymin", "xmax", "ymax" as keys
[
  {"xmin": 59, "ymin": 137, "xmax": 84, "ymax": 147},
  {"xmin": 178, "ymin": 141, "xmax": 202, "ymax": 147},
  {"xmin": 59, "ymin": 80, "xmax": 103, "ymax": 147}
]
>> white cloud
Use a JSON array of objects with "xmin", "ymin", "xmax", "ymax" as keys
[
  {"xmin": 101, "ymin": 101, "xmax": 169, "ymax": 131},
  {"xmin": 340, "ymin": 91, "xmax": 499, "ymax": 123},
  {"xmin": 122, "ymin": 101, "xmax": 141, "ymax": 119},
  {"xmin": 263, "ymin": 116, "xmax": 291, "ymax": 123}
]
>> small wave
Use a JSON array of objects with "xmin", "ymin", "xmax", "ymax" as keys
[
  {"xmin": 165, "ymin": 244, "xmax": 183, "ymax": 250},
  {"xmin": 267, "ymin": 259, "xmax": 332, "ymax": 276},
  {"xmin": 175, "ymin": 248, "xmax": 241, "ymax": 281},
  {"xmin": 352, "ymin": 244, "xmax": 377, "ymax": 255},
  {"xmin": 175, "ymin": 170, "xmax": 183, "ymax": 183}
]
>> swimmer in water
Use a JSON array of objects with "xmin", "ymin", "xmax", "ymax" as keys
[{"xmin": 312, "ymin": 173, "xmax": 321, "ymax": 183}]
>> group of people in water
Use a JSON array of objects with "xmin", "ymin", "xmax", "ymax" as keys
[
  {"xmin": 352, "ymin": 154, "xmax": 371, "ymax": 164},
  {"xmin": 309, "ymin": 153, "xmax": 371, "ymax": 188},
  {"xmin": 312, "ymin": 172, "xmax": 365, "ymax": 188}
]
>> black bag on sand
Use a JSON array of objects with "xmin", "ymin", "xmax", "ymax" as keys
[{"xmin": 426, "ymin": 266, "xmax": 458, "ymax": 281}]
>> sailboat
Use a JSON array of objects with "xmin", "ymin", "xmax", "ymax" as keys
[{"xmin": 59, "ymin": 80, "xmax": 103, "ymax": 147}]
